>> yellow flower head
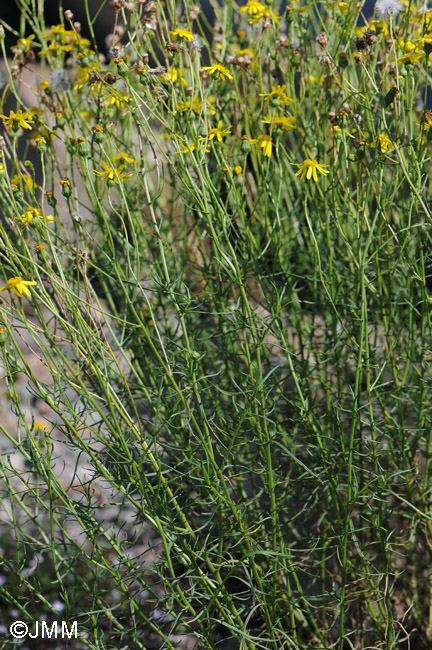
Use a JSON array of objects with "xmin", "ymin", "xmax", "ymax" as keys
[
  {"xmin": 262, "ymin": 114, "xmax": 296, "ymax": 130},
  {"xmin": 93, "ymin": 162, "xmax": 133, "ymax": 184},
  {"xmin": 238, "ymin": 1, "xmax": 265, "ymax": 15},
  {"xmin": 0, "ymin": 276, "xmax": 37, "ymax": 298},
  {"xmin": 176, "ymin": 96, "xmax": 216, "ymax": 115},
  {"xmin": 175, "ymin": 141, "xmax": 210, "ymax": 154},
  {"xmin": 112, "ymin": 152, "xmax": 137, "ymax": 165},
  {"xmin": 33, "ymin": 420, "xmax": 49, "ymax": 432},
  {"xmin": 259, "ymin": 85, "xmax": 293, "ymax": 105},
  {"xmin": 163, "ymin": 67, "xmax": 187, "ymax": 85},
  {"xmin": 11, "ymin": 173, "xmax": 36, "ymax": 191},
  {"xmin": 201, "ymin": 63, "xmax": 233, "ymax": 81},
  {"xmin": 373, "ymin": 134, "xmax": 394, "ymax": 153},
  {"xmin": 291, "ymin": 159, "xmax": 330, "ymax": 182},
  {"xmin": 235, "ymin": 48, "xmax": 255, "ymax": 57},
  {"xmin": 168, "ymin": 29, "xmax": 194, "ymax": 41},
  {"xmin": 257, "ymin": 134, "xmax": 273, "ymax": 157},
  {"xmin": 0, "ymin": 109, "xmax": 34, "ymax": 131},
  {"xmin": 248, "ymin": 6, "xmax": 280, "ymax": 24},
  {"xmin": 16, "ymin": 34, "xmax": 36, "ymax": 52},
  {"xmin": 199, "ymin": 121, "xmax": 232, "ymax": 143},
  {"xmin": 104, "ymin": 90, "xmax": 131, "ymax": 110},
  {"xmin": 19, "ymin": 208, "xmax": 54, "ymax": 227},
  {"xmin": 368, "ymin": 19, "xmax": 388, "ymax": 35}
]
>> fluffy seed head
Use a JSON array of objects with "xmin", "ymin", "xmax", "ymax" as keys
[{"xmin": 375, "ymin": 0, "xmax": 404, "ymax": 19}]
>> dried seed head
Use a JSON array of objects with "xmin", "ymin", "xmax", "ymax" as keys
[
  {"xmin": 188, "ymin": 4, "xmax": 201, "ymax": 20},
  {"xmin": 49, "ymin": 69, "xmax": 71, "ymax": 93},
  {"xmin": 166, "ymin": 41, "xmax": 183, "ymax": 52},
  {"xmin": 316, "ymin": 32, "xmax": 328, "ymax": 49},
  {"xmin": 277, "ymin": 35, "xmax": 289, "ymax": 48},
  {"xmin": 364, "ymin": 31, "xmax": 377, "ymax": 46},
  {"xmin": 191, "ymin": 35, "xmax": 203, "ymax": 51},
  {"xmin": 355, "ymin": 37, "xmax": 367, "ymax": 51},
  {"xmin": 64, "ymin": 9, "xmax": 74, "ymax": 21},
  {"xmin": 319, "ymin": 55, "xmax": 332, "ymax": 68}
]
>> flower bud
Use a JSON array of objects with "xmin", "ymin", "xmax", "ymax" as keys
[
  {"xmin": 0, "ymin": 326, "xmax": 8, "ymax": 346},
  {"xmin": 241, "ymin": 138, "xmax": 252, "ymax": 154},
  {"xmin": 36, "ymin": 137, "xmax": 47, "ymax": 154},
  {"xmin": 46, "ymin": 190, "xmax": 57, "ymax": 207},
  {"xmin": 59, "ymin": 178, "xmax": 72, "ymax": 197}
]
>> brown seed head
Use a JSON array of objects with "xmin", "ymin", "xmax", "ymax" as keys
[{"xmin": 316, "ymin": 32, "xmax": 328, "ymax": 49}]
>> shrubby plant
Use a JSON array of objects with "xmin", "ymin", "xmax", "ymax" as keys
[{"xmin": 0, "ymin": 0, "xmax": 432, "ymax": 648}]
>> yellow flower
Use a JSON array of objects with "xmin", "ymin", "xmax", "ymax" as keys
[
  {"xmin": 262, "ymin": 114, "xmax": 296, "ymax": 130},
  {"xmin": 0, "ymin": 109, "xmax": 34, "ymax": 131},
  {"xmin": 291, "ymin": 159, "xmax": 330, "ymax": 182},
  {"xmin": 368, "ymin": 20, "xmax": 388, "ymax": 35},
  {"xmin": 199, "ymin": 121, "xmax": 232, "ymax": 143},
  {"xmin": 0, "ymin": 276, "xmax": 37, "ymax": 298},
  {"xmin": 398, "ymin": 51, "xmax": 421, "ymax": 65},
  {"xmin": 33, "ymin": 420, "xmax": 49, "ymax": 432},
  {"xmin": 59, "ymin": 178, "xmax": 72, "ymax": 189},
  {"xmin": 19, "ymin": 208, "xmax": 53, "ymax": 227},
  {"xmin": 235, "ymin": 48, "xmax": 255, "ymax": 57},
  {"xmin": 10, "ymin": 173, "xmax": 36, "ymax": 190},
  {"xmin": 419, "ymin": 110, "xmax": 432, "ymax": 130},
  {"xmin": 248, "ymin": 6, "xmax": 280, "ymax": 24},
  {"xmin": 93, "ymin": 162, "xmax": 133, "ymax": 184},
  {"xmin": 201, "ymin": 63, "xmax": 233, "ymax": 81},
  {"xmin": 222, "ymin": 165, "xmax": 243, "ymax": 175},
  {"xmin": 373, "ymin": 134, "xmax": 394, "ymax": 153},
  {"xmin": 257, "ymin": 134, "xmax": 273, "ymax": 157},
  {"xmin": 176, "ymin": 96, "xmax": 216, "ymax": 115},
  {"xmin": 168, "ymin": 29, "xmax": 194, "ymax": 41},
  {"xmin": 39, "ymin": 41, "xmax": 72, "ymax": 57},
  {"xmin": 338, "ymin": 2, "xmax": 348, "ymax": 14},
  {"xmin": 42, "ymin": 25, "xmax": 69, "ymax": 40},
  {"xmin": 16, "ymin": 34, "xmax": 36, "ymax": 52},
  {"xmin": 238, "ymin": 1, "xmax": 266, "ymax": 15},
  {"xmin": 73, "ymin": 63, "xmax": 101, "ymax": 90},
  {"xmin": 104, "ymin": 90, "xmax": 131, "ymax": 110},
  {"xmin": 112, "ymin": 152, "xmax": 137, "ymax": 165},
  {"xmin": 175, "ymin": 141, "xmax": 210, "ymax": 154},
  {"xmin": 259, "ymin": 84, "xmax": 293, "ymax": 105},
  {"xmin": 163, "ymin": 67, "xmax": 187, "ymax": 85}
]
